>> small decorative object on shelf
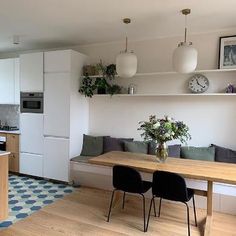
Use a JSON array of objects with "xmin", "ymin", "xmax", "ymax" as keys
[
  {"xmin": 128, "ymin": 83, "xmax": 137, "ymax": 95},
  {"xmin": 138, "ymin": 115, "xmax": 191, "ymax": 163},
  {"xmin": 226, "ymin": 84, "xmax": 236, "ymax": 93},
  {"xmin": 219, "ymin": 35, "xmax": 236, "ymax": 69},
  {"xmin": 188, "ymin": 74, "xmax": 209, "ymax": 93}
]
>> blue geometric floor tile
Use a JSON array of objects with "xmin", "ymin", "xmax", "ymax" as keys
[{"xmin": 0, "ymin": 175, "xmax": 74, "ymax": 230}]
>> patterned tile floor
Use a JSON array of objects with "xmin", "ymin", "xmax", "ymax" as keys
[{"xmin": 0, "ymin": 175, "xmax": 74, "ymax": 229}]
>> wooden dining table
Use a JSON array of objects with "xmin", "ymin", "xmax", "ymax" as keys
[
  {"xmin": 0, "ymin": 151, "xmax": 10, "ymax": 221},
  {"xmin": 89, "ymin": 151, "xmax": 236, "ymax": 236}
]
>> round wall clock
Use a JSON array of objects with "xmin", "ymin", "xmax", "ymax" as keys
[{"xmin": 188, "ymin": 74, "xmax": 209, "ymax": 93}]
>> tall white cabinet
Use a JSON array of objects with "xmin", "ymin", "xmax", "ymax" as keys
[
  {"xmin": 19, "ymin": 49, "xmax": 88, "ymax": 182},
  {"xmin": 43, "ymin": 50, "xmax": 88, "ymax": 182}
]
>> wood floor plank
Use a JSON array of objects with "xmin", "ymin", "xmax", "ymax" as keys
[{"xmin": 1, "ymin": 187, "xmax": 236, "ymax": 236}]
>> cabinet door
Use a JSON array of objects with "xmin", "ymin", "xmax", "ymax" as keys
[
  {"xmin": 44, "ymin": 50, "xmax": 71, "ymax": 73},
  {"xmin": 6, "ymin": 134, "xmax": 19, "ymax": 153},
  {"xmin": 9, "ymin": 153, "xmax": 19, "ymax": 173},
  {"xmin": 20, "ymin": 52, "xmax": 44, "ymax": 92},
  {"xmin": 44, "ymin": 73, "xmax": 70, "ymax": 137},
  {"xmin": 20, "ymin": 153, "xmax": 43, "ymax": 177},
  {"xmin": 0, "ymin": 58, "xmax": 15, "ymax": 104},
  {"xmin": 20, "ymin": 114, "xmax": 44, "ymax": 155},
  {"xmin": 44, "ymin": 137, "xmax": 69, "ymax": 182}
]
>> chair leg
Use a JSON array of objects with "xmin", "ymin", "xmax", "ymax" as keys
[
  {"xmin": 153, "ymin": 197, "xmax": 157, "ymax": 217},
  {"xmin": 184, "ymin": 203, "xmax": 191, "ymax": 236},
  {"xmin": 158, "ymin": 198, "xmax": 162, "ymax": 217},
  {"xmin": 192, "ymin": 195, "xmax": 197, "ymax": 227},
  {"xmin": 122, "ymin": 192, "xmax": 126, "ymax": 209},
  {"xmin": 146, "ymin": 196, "xmax": 154, "ymax": 232},
  {"xmin": 141, "ymin": 194, "xmax": 146, "ymax": 232},
  {"xmin": 107, "ymin": 189, "xmax": 116, "ymax": 222}
]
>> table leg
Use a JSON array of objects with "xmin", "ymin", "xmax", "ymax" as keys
[
  {"xmin": 204, "ymin": 181, "xmax": 213, "ymax": 236},
  {"xmin": 112, "ymin": 191, "xmax": 122, "ymax": 209}
]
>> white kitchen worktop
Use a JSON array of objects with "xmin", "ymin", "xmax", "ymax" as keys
[
  {"xmin": 0, "ymin": 151, "xmax": 10, "ymax": 156},
  {"xmin": 0, "ymin": 130, "xmax": 20, "ymax": 135}
]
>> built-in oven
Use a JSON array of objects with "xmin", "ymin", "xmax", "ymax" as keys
[
  {"xmin": 20, "ymin": 92, "xmax": 44, "ymax": 113},
  {"xmin": 0, "ymin": 136, "xmax": 6, "ymax": 151}
]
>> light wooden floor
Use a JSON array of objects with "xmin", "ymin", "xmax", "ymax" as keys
[{"xmin": 1, "ymin": 187, "xmax": 236, "ymax": 236}]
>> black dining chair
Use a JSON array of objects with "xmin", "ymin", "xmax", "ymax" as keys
[
  {"xmin": 107, "ymin": 165, "xmax": 152, "ymax": 232},
  {"xmin": 146, "ymin": 171, "xmax": 197, "ymax": 236}
]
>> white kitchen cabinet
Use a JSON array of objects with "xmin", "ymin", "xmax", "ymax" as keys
[
  {"xmin": 44, "ymin": 73, "xmax": 70, "ymax": 137},
  {"xmin": 44, "ymin": 137, "xmax": 69, "ymax": 182},
  {"xmin": 20, "ymin": 153, "xmax": 43, "ymax": 177},
  {"xmin": 0, "ymin": 58, "xmax": 15, "ymax": 104},
  {"xmin": 43, "ymin": 50, "xmax": 89, "ymax": 182},
  {"xmin": 20, "ymin": 52, "xmax": 44, "ymax": 92},
  {"xmin": 20, "ymin": 113, "xmax": 44, "ymax": 154},
  {"xmin": 44, "ymin": 50, "xmax": 71, "ymax": 73}
]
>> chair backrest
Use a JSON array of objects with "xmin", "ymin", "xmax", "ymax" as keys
[
  {"xmin": 152, "ymin": 171, "xmax": 189, "ymax": 202},
  {"xmin": 113, "ymin": 165, "xmax": 143, "ymax": 193}
]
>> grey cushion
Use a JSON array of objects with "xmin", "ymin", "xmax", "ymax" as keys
[
  {"xmin": 80, "ymin": 134, "xmax": 104, "ymax": 157},
  {"xmin": 149, "ymin": 142, "xmax": 181, "ymax": 158},
  {"xmin": 124, "ymin": 141, "xmax": 148, "ymax": 154},
  {"xmin": 103, "ymin": 137, "xmax": 133, "ymax": 153},
  {"xmin": 70, "ymin": 155, "xmax": 93, "ymax": 163},
  {"xmin": 211, "ymin": 144, "xmax": 236, "ymax": 164},
  {"xmin": 181, "ymin": 146, "xmax": 215, "ymax": 162}
]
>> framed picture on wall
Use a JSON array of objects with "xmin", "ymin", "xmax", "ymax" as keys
[{"xmin": 219, "ymin": 35, "xmax": 236, "ymax": 69}]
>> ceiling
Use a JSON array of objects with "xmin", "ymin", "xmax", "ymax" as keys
[{"xmin": 0, "ymin": 0, "xmax": 236, "ymax": 52}]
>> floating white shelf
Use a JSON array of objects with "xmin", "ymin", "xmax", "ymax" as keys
[
  {"xmin": 82, "ymin": 68, "xmax": 236, "ymax": 78},
  {"xmin": 93, "ymin": 93, "xmax": 236, "ymax": 97}
]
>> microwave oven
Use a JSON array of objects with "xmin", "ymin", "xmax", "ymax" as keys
[{"xmin": 20, "ymin": 92, "xmax": 44, "ymax": 113}]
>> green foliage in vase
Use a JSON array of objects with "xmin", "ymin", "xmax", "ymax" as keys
[{"xmin": 138, "ymin": 115, "xmax": 191, "ymax": 144}]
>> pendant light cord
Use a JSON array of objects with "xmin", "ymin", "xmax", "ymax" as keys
[
  {"xmin": 125, "ymin": 37, "xmax": 128, "ymax": 52},
  {"xmin": 184, "ymin": 14, "xmax": 187, "ymax": 43}
]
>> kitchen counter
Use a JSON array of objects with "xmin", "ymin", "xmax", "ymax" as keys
[
  {"xmin": 0, "ymin": 151, "xmax": 10, "ymax": 156},
  {"xmin": 0, "ymin": 130, "xmax": 20, "ymax": 134}
]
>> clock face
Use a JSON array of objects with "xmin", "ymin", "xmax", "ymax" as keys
[{"xmin": 188, "ymin": 74, "xmax": 209, "ymax": 93}]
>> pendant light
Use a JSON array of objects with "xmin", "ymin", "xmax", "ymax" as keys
[
  {"xmin": 116, "ymin": 18, "xmax": 137, "ymax": 78},
  {"xmin": 173, "ymin": 9, "xmax": 198, "ymax": 73}
]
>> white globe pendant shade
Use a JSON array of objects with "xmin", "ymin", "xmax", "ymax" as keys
[
  {"xmin": 116, "ymin": 51, "xmax": 137, "ymax": 78},
  {"xmin": 173, "ymin": 43, "xmax": 198, "ymax": 73}
]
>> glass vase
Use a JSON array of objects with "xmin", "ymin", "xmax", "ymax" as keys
[{"xmin": 156, "ymin": 142, "xmax": 168, "ymax": 163}]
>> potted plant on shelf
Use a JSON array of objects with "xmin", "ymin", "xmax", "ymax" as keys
[
  {"xmin": 79, "ymin": 62, "xmax": 122, "ymax": 97},
  {"xmin": 138, "ymin": 115, "xmax": 191, "ymax": 163}
]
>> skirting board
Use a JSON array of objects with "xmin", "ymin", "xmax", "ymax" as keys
[{"xmin": 70, "ymin": 161, "xmax": 236, "ymax": 215}]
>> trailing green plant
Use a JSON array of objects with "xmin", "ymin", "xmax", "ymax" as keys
[
  {"xmin": 107, "ymin": 84, "xmax": 122, "ymax": 95},
  {"xmin": 78, "ymin": 75, "xmax": 96, "ymax": 97},
  {"xmin": 106, "ymin": 64, "xmax": 116, "ymax": 79}
]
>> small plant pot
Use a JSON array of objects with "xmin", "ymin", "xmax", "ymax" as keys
[{"xmin": 97, "ymin": 87, "xmax": 106, "ymax": 94}]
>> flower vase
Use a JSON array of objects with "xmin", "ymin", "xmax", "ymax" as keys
[{"xmin": 156, "ymin": 142, "xmax": 168, "ymax": 163}]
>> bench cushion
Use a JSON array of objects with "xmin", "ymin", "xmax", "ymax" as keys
[
  {"xmin": 211, "ymin": 144, "xmax": 236, "ymax": 164},
  {"xmin": 80, "ymin": 134, "xmax": 104, "ymax": 157},
  {"xmin": 181, "ymin": 146, "xmax": 215, "ymax": 161},
  {"xmin": 124, "ymin": 141, "xmax": 148, "ymax": 154},
  {"xmin": 103, "ymin": 137, "xmax": 133, "ymax": 153}
]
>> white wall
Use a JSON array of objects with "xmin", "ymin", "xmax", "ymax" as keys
[{"xmin": 75, "ymin": 30, "xmax": 236, "ymax": 149}]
